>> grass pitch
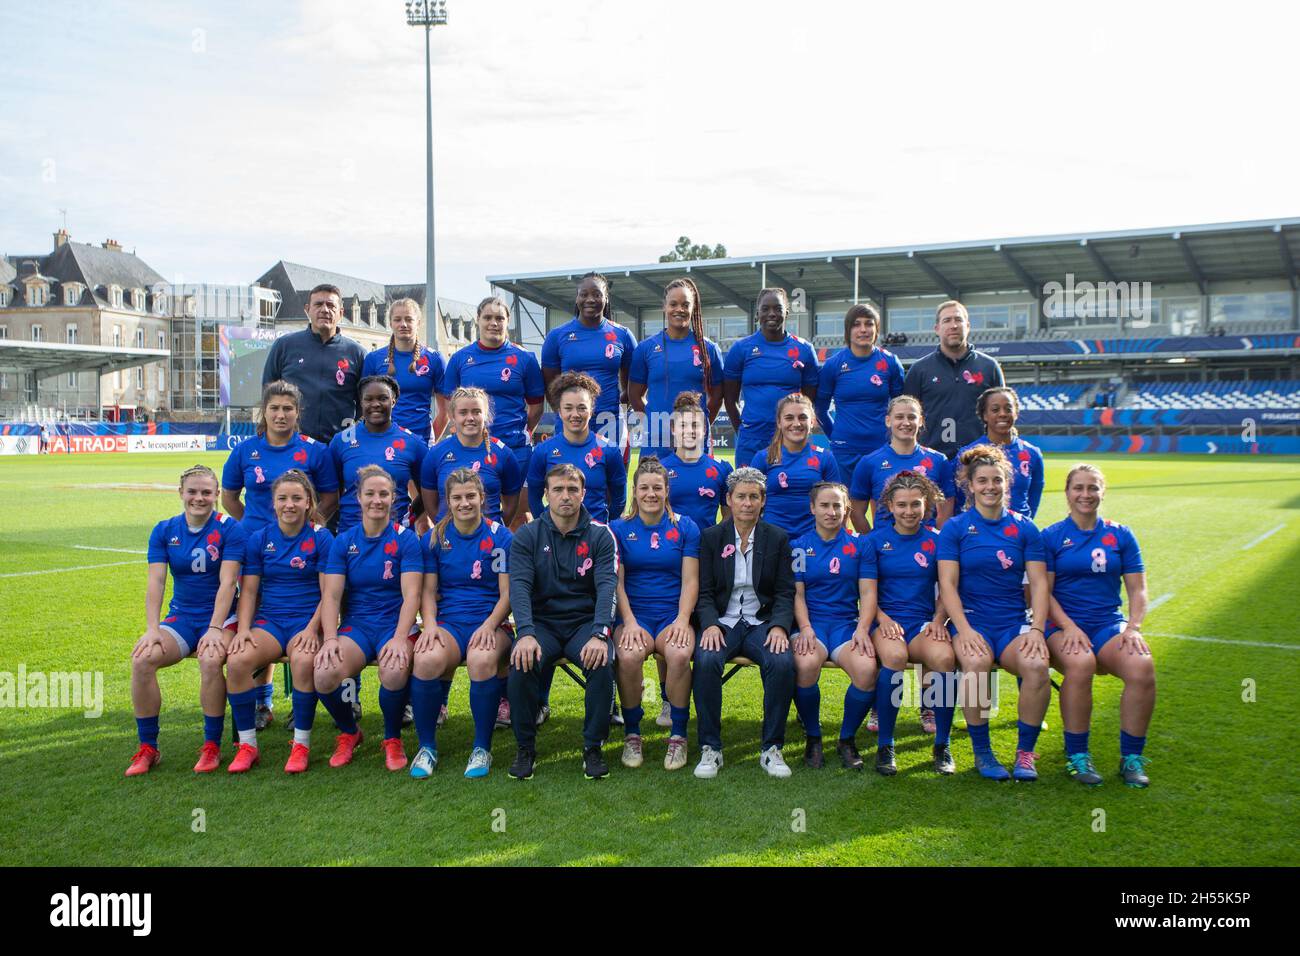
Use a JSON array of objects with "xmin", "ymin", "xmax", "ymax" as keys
[{"xmin": 1, "ymin": 451, "xmax": 1297, "ymax": 866}]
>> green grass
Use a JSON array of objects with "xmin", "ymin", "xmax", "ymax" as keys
[{"xmin": 1, "ymin": 451, "xmax": 1298, "ymax": 866}]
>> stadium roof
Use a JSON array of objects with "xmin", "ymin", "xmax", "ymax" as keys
[
  {"xmin": 487, "ymin": 217, "xmax": 1300, "ymax": 316},
  {"xmin": 0, "ymin": 339, "xmax": 170, "ymax": 380}
]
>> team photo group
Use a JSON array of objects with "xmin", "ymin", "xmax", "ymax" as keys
[{"xmin": 125, "ymin": 273, "xmax": 1156, "ymax": 788}]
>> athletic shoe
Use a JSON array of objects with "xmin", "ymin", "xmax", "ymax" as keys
[
  {"xmin": 227, "ymin": 743, "xmax": 260, "ymax": 774},
  {"xmin": 1119, "ymin": 753, "xmax": 1150, "ymax": 788},
  {"xmin": 1012, "ymin": 749, "xmax": 1039, "ymax": 782},
  {"xmin": 664, "ymin": 735, "xmax": 688, "ymax": 771},
  {"xmin": 919, "ymin": 708, "xmax": 937, "ymax": 735},
  {"xmin": 875, "ymin": 744, "xmax": 897, "ymax": 777},
  {"xmin": 836, "ymin": 737, "xmax": 864, "ymax": 770},
  {"xmin": 328, "ymin": 729, "xmax": 363, "ymax": 768},
  {"xmin": 255, "ymin": 703, "xmax": 274, "ymax": 731},
  {"xmin": 351, "ymin": 698, "xmax": 363, "ymax": 723},
  {"xmin": 284, "ymin": 743, "xmax": 310, "ymax": 774},
  {"xmin": 694, "ymin": 745, "xmax": 723, "ymax": 779},
  {"xmin": 409, "ymin": 746, "xmax": 437, "ymax": 779},
  {"xmin": 583, "ymin": 745, "xmax": 609, "ymax": 779},
  {"xmin": 973, "ymin": 750, "xmax": 1010, "ymax": 781},
  {"xmin": 193, "ymin": 741, "xmax": 221, "ymax": 773},
  {"xmin": 508, "ymin": 748, "xmax": 536, "ymax": 780},
  {"xmin": 932, "ymin": 743, "xmax": 956, "ymax": 775},
  {"xmin": 803, "ymin": 735, "xmax": 824, "ymax": 769},
  {"xmin": 655, "ymin": 699, "xmax": 672, "ymax": 728},
  {"xmin": 464, "ymin": 746, "xmax": 492, "ymax": 779},
  {"xmin": 1065, "ymin": 752, "xmax": 1103, "ymax": 786},
  {"xmin": 436, "ymin": 703, "xmax": 447, "ymax": 728},
  {"xmin": 494, "ymin": 697, "xmax": 511, "ymax": 730},
  {"xmin": 760, "ymin": 746, "xmax": 792, "ymax": 778},
  {"xmin": 536, "ymin": 704, "xmax": 551, "ymax": 726},
  {"xmin": 402, "ymin": 703, "xmax": 414, "ymax": 728},
  {"xmin": 382, "ymin": 737, "xmax": 408, "ymax": 771},
  {"xmin": 621, "ymin": 734, "xmax": 644, "ymax": 768},
  {"xmin": 866, "ymin": 707, "xmax": 879, "ymax": 733},
  {"xmin": 124, "ymin": 744, "xmax": 160, "ymax": 777}
]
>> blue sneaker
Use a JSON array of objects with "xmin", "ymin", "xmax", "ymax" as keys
[
  {"xmin": 464, "ymin": 746, "xmax": 492, "ymax": 779},
  {"xmin": 1119, "ymin": 753, "xmax": 1150, "ymax": 788},
  {"xmin": 1012, "ymin": 749, "xmax": 1039, "ymax": 782},
  {"xmin": 1065, "ymin": 752, "xmax": 1103, "ymax": 786},
  {"xmin": 973, "ymin": 750, "xmax": 1010, "ymax": 781},
  {"xmin": 409, "ymin": 746, "xmax": 438, "ymax": 779}
]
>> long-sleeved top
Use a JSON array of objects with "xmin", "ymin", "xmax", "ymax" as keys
[
  {"xmin": 695, "ymin": 519, "xmax": 795, "ymax": 635},
  {"xmin": 262, "ymin": 326, "xmax": 367, "ymax": 443},
  {"xmin": 509, "ymin": 506, "xmax": 619, "ymax": 641}
]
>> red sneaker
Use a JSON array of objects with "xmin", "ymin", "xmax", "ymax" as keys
[
  {"xmin": 227, "ymin": 743, "xmax": 260, "ymax": 773},
  {"xmin": 329, "ymin": 730, "xmax": 364, "ymax": 768},
  {"xmin": 284, "ymin": 742, "xmax": 310, "ymax": 774},
  {"xmin": 382, "ymin": 737, "xmax": 407, "ymax": 771},
  {"xmin": 193, "ymin": 741, "xmax": 221, "ymax": 773},
  {"xmin": 125, "ymin": 744, "xmax": 160, "ymax": 777}
]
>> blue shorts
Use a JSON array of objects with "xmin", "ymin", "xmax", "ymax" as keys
[
  {"xmin": 831, "ymin": 450, "xmax": 864, "ymax": 485},
  {"xmin": 871, "ymin": 617, "xmax": 930, "ymax": 644},
  {"xmin": 949, "ymin": 619, "xmax": 1030, "ymax": 663},
  {"xmin": 1046, "ymin": 619, "xmax": 1125, "ymax": 655},
  {"xmin": 614, "ymin": 611, "xmax": 678, "ymax": 643},
  {"xmin": 811, "ymin": 617, "xmax": 858, "ymax": 662},
  {"xmin": 159, "ymin": 609, "xmax": 211, "ymax": 658},
  {"xmin": 734, "ymin": 434, "xmax": 768, "ymax": 475},
  {"xmin": 507, "ymin": 442, "xmax": 533, "ymax": 483},
  {"xmin": 435, "ymin": 618, "xmax": 514, "ymax": 657},
  {"xmin": 252, "ymin": 611, "xmax": 316, "ymax": 653},
  {"xmin": 338, "ymin": 618, "xmax": 419, "ymax": 663}
]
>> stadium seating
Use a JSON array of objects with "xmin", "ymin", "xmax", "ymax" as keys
[
  {"xmin": 1124, "ymin": 380, "xmax": 1300, "ymax": 410},
  {"xmin": 1012, "ymin": 384, "xmax": 1088, "ymax": 410}
]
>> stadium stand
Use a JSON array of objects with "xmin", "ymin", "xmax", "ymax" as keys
[
  {"xmin": 1124, "ymin": 379, "xmax": 1300, "ymax": 410},
  {"xmin": 1012, "ymin": 384, "xmax": 1089, "ymax": 410}
]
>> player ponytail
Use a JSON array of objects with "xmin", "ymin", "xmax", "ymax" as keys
[
  {"xmin": 435, "ymin": 467, "xmax": 487, "ymax": 547},
  {"xmin": 385, "ymin": 297, "xmax": 423, "ymax": 375},
  {"xmin": 956, "ymin": 443, "xmax": 1012, "ymax": 510},
  {"xmin": 179, "ymin": 463, "xmax": 218, "ymax": 491},
  {"xmin": 626, "ymin": 454, "xmax": 676, "ymax": 524},
  {"xmin": 271, "ymin": 468, "xmax": 318, "ymax": 512},
  {"xmin": 879, "ymin": 469, "xmax": 944, "ymax": 519},
  {"xmin": 767, "ymin": 392, "xmax": 816, "ymax": 467},
  {"xmin": 447, "ymin": 386, "xmax": 494, "ymax": 455},
  {"xmin": 664, "ymin": 277, "xmax": 711, "ymax": 392}
]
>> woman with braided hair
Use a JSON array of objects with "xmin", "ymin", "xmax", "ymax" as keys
[
  {"xmin": 953, "ymin": 386, "xmax": 1044, "ymax": 518},
  {"xmin": 748, "ymin": 392, "xmax": 840, "ymax": 539},
  {"xmin": 362, "ymin": 297, "xmax": 448, "ymax": 441},
  {"xmin": 420, "ymin": 386, "xmax": 523, "ymax": 526},
  {"xmin": 628, "ymin": 278, "xmax": 724, "ymax": 460}
]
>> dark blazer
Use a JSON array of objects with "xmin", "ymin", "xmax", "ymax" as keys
[{"xmin": 696, "ymin": 519, "xmax": 795, "ymax": 635}]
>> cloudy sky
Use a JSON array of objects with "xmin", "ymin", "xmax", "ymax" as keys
[{"xmin": 2, "ymin": 0, "xmax": 1295, "ymax": 303}]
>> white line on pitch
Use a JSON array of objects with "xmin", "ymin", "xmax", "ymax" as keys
[
  {"xmin": 1241, "ymin": 523, "xmax": 1285, "ymax": 551},
  {"xmin": 72, "ymin": 545, "xmax": 148, "ymax": 554},
  {"xmin": 1148, "ymin": 632, "xmax": 1298, "ymax": 652},
  {"xmin": 0, "ymin": 560, "xmax": 141, "ymax": 579},
  {"xmin": 1147, "ymin": 592, "xmax": 1175, "ymax": 612}
]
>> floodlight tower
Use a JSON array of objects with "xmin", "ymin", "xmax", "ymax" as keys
[{"xmin": 405, "ymin": 0, "xmax": 449, "ymax": 350}]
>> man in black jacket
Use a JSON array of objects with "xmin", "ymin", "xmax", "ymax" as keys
[
  {"xmin": 692, "ymin": 466, "xmax": 797, "ymax": 779},
  {"xmin": 507, "ymin": 464, "xmax": 619, "ymax": 779}
]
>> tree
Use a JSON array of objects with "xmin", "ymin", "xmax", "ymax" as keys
[{"xmin": 658, "ymin": 236, "xmax": 727, "ymax": 263}]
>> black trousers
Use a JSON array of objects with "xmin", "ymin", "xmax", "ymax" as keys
[
  {"xmin": 692, "ymin": 619, "xmax": 794, "ymax": 751},
  {"xmin": 509, "ymin": 621, "xmax": 613, "ymax": 750}
]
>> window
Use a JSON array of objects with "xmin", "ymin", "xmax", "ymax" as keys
[
  {"xmin": 722, "ymin": 316, "xmax": 748, "ymax": 342},
  {"xmin": 131, "ymin": 289, "xmax": 144, "ymax": 311},
  {"xmin": 136, "ymin": 328, "xmax": 145, "ymax": 349},
  {"xmin": 136, "ymin": 366, "xmax": 144, "ymax": 389},
  {"xmin": 67, "ymin": 370, "xmax": 78, "ymax": 388},
  {"xmin": 26, "ymin": 283, "xmax": 48, "ymax": 306},
  {"xmin": 113, "ymin": 325, "xmax": 123, "ymax": 348},
  {"xmin": 64, "ymin": 284, "xmax": 80, "ymax": 305},
  {"xmin": 157, "ymin": 367, "xmax": 166, "ymax": 391},
  {"xmin": 1165, "ymin": 298, "xmax": 1201, "ymax": 335},
  {"xmin": 642, "ymin": 318, "xmax": 665, "ymax": 337},
  {"xmin": 157, "ymin": 330, "xmax": 166, "ymax": 350},
  {"xmin": 369, "ymin": 304, "xmax": 377, "ymax": 327},
  {"xmin": 31, "ymin": 324, "xmax": 45, "ymax": 342},
  {"xmin": 0, "ymin": 288, "xmax": 9, "ymax": 307},
  {"xmin": 352, "ymin": 302, "xmax": 360, "ymax": 324},
  {"xmin": 1210, "ymin": 292, "xmax": 1293, "ymax": 327},
  {"xmin": 814, "ymin": 311, "xmax": 843, "ymax": 339},
  {"xmin": 0, "ymin": 325, "xmax": 8, "ymax": 339},
  {"xmin": 110, "ymin": 286, "xmax": 123, "ymax": 309},
  {"xmin": 66, "ymin": 324, "xmax": 79, "ymax": 345},
  {"xmin": 154, "ymin": 292, "xmax": 169, "ymax": 316},
  {"xmin": 885, "ymin": 307, "xmax": 932, "ymax": 334},
  {"xmin": 1, "ymin": 372, "xmax": 8, "ymax": 390}
]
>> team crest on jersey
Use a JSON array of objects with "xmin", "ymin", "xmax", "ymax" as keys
[
  {"xmin": 880, "ymin": 460, "xmax": 890, "ymax": 469},
  {"xmin": 1062, "ymin": 537, "xmax": 1073, "ymax": 547},
  {"xmin": 840, "ymin": 363, "xmax": 850, "ymax": 372},
  {"xmin": 444, "ymin": 452, "xmax": 456, "ymax": 460},
  {"xmin": 264, "ymin": 541, "xmax": 276, "ymax": 551},
  {"xmin": 551, "ymin": 448, "xmax": 562, "ymax": 457},
  {"xmin": 626, "ymin": 532, "xmax": 637, "ymax": 541},
  {"xmin": 440, "ymin": 536, "xmax": 452, "ymax": 550},
  {"xmin": 567, "ymin": 332, "xmax": 577, "ymax": 340},
  {"xmin": 751, "ymin": 347, "xmax": 761, "ymax": 355},
  {"xmin": 880, "ymin": 541, "xmax": 892, "ymax": 551},
  {"xmin": 348, "ymin": 543, "xmax": 359, "ymax": 554},
  {"xmin": 967, "ymin": 524, "xmax": 977, "ymax": 534},
  {"xmin": 249, "ymin": 449, "xmax": 260, "ymax": 460}
]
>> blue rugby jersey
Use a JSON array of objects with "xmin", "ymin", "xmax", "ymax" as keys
[
  {"xmin": 629, "ymin": 331, "xmax": 723, "ymax": 454},
  {"xmin": 441, "ymin": 341, "xmax": 545, "ymax": 449},
  {"xmin": 423, "ymin": 518, "xmax": 512, "ymax": 627},
  {"xmin": 147, "ymin": 512, "xmax": 247, "ymax": 615},
  {"xmin": 242, "ymin": 523, "xmax": 334, "ymax": 620},
  {"xmin": 722, "ymin": 332, "xmax": 820, "ymax": 449},
  {"xmin": 661, "ymin": 452, "xmax": 732, "ymax": 529},
  {"xmin": 326, "ymin": 522, "xmax": 423, "ymax": 622},
  {"xmin": 937, "ymin": 509, "xmax": 1045, "ymax": 629},
  {"xmin": 527, "ymin": 431, "xmax": 627, "ymax": 523},
  {"xmin": 328, "ymin": 423, "xmax": 429, "ymax": 534},
  {"xmin": 611, "ymin": 512, "xmax": 701, "ymax": 622},
  {"xmin": 221, "ymin": 432, "xmax": 337, "ymax": 532},
  {"xmin": 863, "ymin": 522, "xmax": 941, "ymax": 624},
  {"xmin": 748, "ymin": 442, "xmax": 841, "ymax": 540},
  {"xmin": 849, "ymin": 443, "xmax": 955, "ymax": 525},
  {"xmin": 954, "ymin": 435, "xmax": 1045, "ymax": 518},
  {"xmin": 792, "ymin": 527, "xmax": 870, "ymax": 625},
  {"xmin": 1042, "ymin": 516, "xmax": 1144, "ymax": 627},
  {"xmin": 420, "ymin": 434, "xmax": 523, "ymax": 523},
  {"xmin": 361, "ymin": 346, "xmax": 447, "ymax": 439},
  {"xmin": 542, "ymin": 318, "xmax": 637, "ymax": 428},
  {"xmin": 815, "ymin": 346, "xmax": 904, "ymax": 454}
]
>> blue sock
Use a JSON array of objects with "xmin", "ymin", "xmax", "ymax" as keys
[
  {"xmin": 410, "ymin": 677, "xmax": 445, "ymax": 750},
  {"xmin": 839, "ymin": 684, "xmax": 875, "ymax": 739},
  {"xmin": 291, "ymin": 689, "xmax": 317, "ymax": 733},
  {"xmin": 136, "ymin": 715, "xmax": 159, "ymax": 747},
  {"xmin": 228, "ymin": 688, "xmax": 258, "ymax": 734},
  {"xmin": 794, "ymin": 684, "xmax": 822, "ymax": 738},
  {"xmin": 659, "ymin": 682, "xmax": 667, "ymax": 704},
  {"xmin": 440, "ymin": 677, "xmax": 453, "ymax": 707},
  {"xmin": 379, "ymin": 684, "xmax": 410, "ymax": 741},
  {"xmin": 469, "ymin": 678, "xmax": 500, "ymax": 751},
  {"xmin": 622, "ymin": 705, "xmax": 644, "ymax": 736},
  {"xmin": 968, "ymin": 722, "xmax": 993, "ymax": 754},
  {"xmin": 202, "ymin": 713, "xmax": 224, "ymax": 745},
  {"xmin": 1064, "ymin": 729, "xmax": 1090, "ymax": 755},
  {"xmin": 670, "ymin": 704, "xmax": 689, "ymax": 738},
  {"xmin": 874, "ymin": 667, "xmax": 902, "ymax": 746},
  {"xmin": 927, "ymin": 672, "xmax": 956, "ymax": 747},
  {"xmin": 259, "ymin": 679, "xmax": 275, "ymax": 708},
  {"xmin": 318, "ymin": 685, "xmax": 358, "ymax": 735},
  {"xmin": 1017, "ymin": 720, "xmax": 1042, "ymax": 753},
  {"xmin": 1120, "ymin": 730, "xmax": 1146, "ymax": 757}
]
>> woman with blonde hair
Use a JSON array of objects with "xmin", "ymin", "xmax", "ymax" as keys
[
  {"xmin": 420, "ymin": 386, "xmax": 523, "ymax": 526},
  {"xmin": 362, "ymin": 297, "xmax": 448, "ymax": 441},
  {"xmin": 747, "ymin": 392, "xmax": 839, "ymax": 539}
]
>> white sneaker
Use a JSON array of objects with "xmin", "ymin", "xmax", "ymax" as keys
[
  {"xmin": 760, "ymin": 746, "xmax": 792, "ymax": 778},
  {"xmin": 464, "ymin": 746, "xmax": 492, "ymax": 779},
  {"xmin": 694, "ymin": 745, "xmax": 723, "ymax": 779},
  {"xmin": 655, "ymin": 699, "xmax": 673, "ymax": 728}
]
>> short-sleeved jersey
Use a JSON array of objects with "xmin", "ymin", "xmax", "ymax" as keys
[
  {"xmin": 423, "ymin": 518, "xmax": 512, "ymax": 627},
  {"xmin": 749, "ymin": 442, "xmax": 841, "ymax": 539},
  {"xmin": 954, "ymin": 435, "xmax": 1045, "ymax": 518},
  {"xmin": 849, "ymin": 443, "xmax": 955, "ymax": 525},
  {"xmin": 815, "ymin": 346, "xmax": 904, "ymax": 455},
  {"xmin": 863, "ymin": 523, "xmax": 941, "ymax": 624},
  {"xmin": 221, "ymin": 433, "xmax": 337, "ymax": 532},
  {"xmin": 328, "ymin": 423, "xmax": 429, "ymax": 534},
  {"xmin": 937, "ymin": 509, "xmax": 1045, "ymax": 629},
  {"xmin": 242, "ymin": 523, "xmax": 334, "ymax": 620},
  {"xmin": 662, "ymin": 452, "xmax": 732, "ymax": 529},
  {"xmin": 1042, "ymin": 516, "xmax": 1144, "ymax": 627},
  {"xmin": 527, "ymin": 431, "xmax": 627, "ymax": 524},
  {"xmin": 722, "ymin": 332, "xmax": 820, "ymax": 442},
  {"xmin": 420, "ymin": 435, "xmax": 523, "ymax": 523},
  {"xmin": 147, "ymin": 512, "xmax": 247, "ymax": 615},
  {"xmin": 361, "ymin": 346, "xmax": 447, "ymax": 439},
  {"xmin": 441, "ymin": 341, "xmax": 546, "ymax": 449},
  {"xmin": 326, "ymin": 522, "xmax": 423, "ymax": 622},
  {"xmin": 792, "ymin": 527, "xmax": 869, "ymax": 625},
  {"xmin": 541, "ymin": 318, "xmax": 637, "ymax": 422},
  {"xmin": 629, "ymin": 331, "xmax": 723, "ymax": 429},
  {"xmin": 611, "ymin": 513, "xmax": 701, "ymax": 621}
]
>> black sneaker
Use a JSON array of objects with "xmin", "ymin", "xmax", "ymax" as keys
[
  {"xmin": 254, "ymin": 702, "xmax": 274, "ymax": 731},
  {"xmin": 836, "ymin": 737, "xmax": 863, "ymax": 770},
  {"xmin": 932, "ymin": 743, "xmax": 956, "ymax": 775},
  {"xmin": 803, "ymin": 734, "xmax": 824, "ymax": 769},
  {"xmin": 875, "ymin": 744, "xmax": 897, "ymax": 776},
  {"xmin": 508, "ymin": 748, "xmax": 536, "ymax": 780},
  {"xmin": 583, "ymin": 745, "xmax": 609, "ymax": 779}
]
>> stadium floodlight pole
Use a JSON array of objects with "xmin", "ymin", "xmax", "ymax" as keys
[{"xmin": 405, "ymin": 0, "xmax": 449, "ymax": 353}]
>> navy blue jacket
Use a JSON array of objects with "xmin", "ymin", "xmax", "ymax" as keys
[{"xmin": 509, "ymin": 507, "xmax": 618, "ymax": 641}]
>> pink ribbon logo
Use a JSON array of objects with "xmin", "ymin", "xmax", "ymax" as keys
[
  {"xmin": 650, "ymin": 532, "xmax": 660, "ymax": 550},
  {"xmin": 471, "ymin": 459, "xmax": 481, "ymax": 472},
  {"xmin": 206, "ymin": 544, "xmax": 219, "ymax": 561},
  {"xmin": 577, "ymin": 557, "xmax": 593, "ymax": 576},
  {"xmin": 829, "ymin": 557, "xmax": 841, "ymax": 574},
  {"xmin": 778, "ymin": 472, "xmax": 788, "ymax": 489},
  {"xmin": 336, "ymin": 369, "xmax": 346, "ymax": 386},
  {"xmin": 913, "ymin": 552, "xmax": 928, "ymax": 568},
  {"xmin": 870, "ymin": 374, "xmax": 883, "ymax": 386},
  {"xmin": 996, "ymin": 550, "xmax": 1014, "ymax": 570},
  {"xmin": 384, "ymin": 447, "xmax": 395, "ymax": 461},
  {"xmin": 721, "ymin": 544, "xmax": 736, "ymax": 558},
  {"xmin": 584, "ymin": 452, "xmax": 596, "ymax": 468},
  {"xmin": 604, "ymin": 343, "xmax": 615, "ymax": 359},
  {"xmin": 383, "ymin": 559, "xmax": 394, "ymax": 580},
  {"xmin": 500, "ymin": 367, "xmax": 511, "ymax": 382},
  {"xmin": 253, "ymin": 466, "xmax": 266, "ymax": 483},
  {"xmin": 699, "ymin": 487, "xmax": 715, "ymax": 498},
  {"xmin": 290, "ymin": 556, "xmax": 306, "ymax": 569},
  {"xmin": 471, "ymin": 560, "xmax": 482, "ymax": 580}
]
